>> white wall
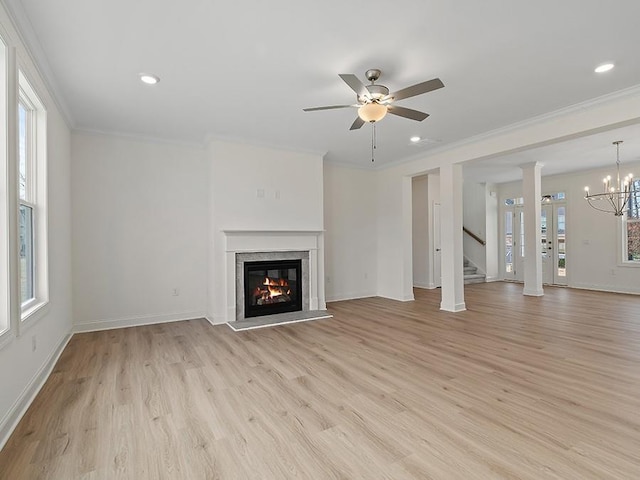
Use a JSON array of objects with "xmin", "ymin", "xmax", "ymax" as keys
[
  {"xmin": 71, "ymin": 133, "xmax": 208, "ymax": 330},
  {"xmin": 0, "ymin": 3, "xmax": 73, "ymax": 448},
  {"xmin": 207, "ymin": 140, "xmax": 324, "ymax": 322},
  {"xmin": 412, "ymin": 175, "xmax": 429, "ymax": 288},
  {"xmin": 498, "ymin": 161, "xmax": 640, "ymax": 294},
  {"xmin": 324, "ymin": 163, "xmax": 377, "ymax": 301},
  {"xmin": 373, "ymin": 88, "xmax": 640, "ymax": 303},
  {"xmin": 375, "ymin": 171, "xmax": 414, "ymax": 301}
]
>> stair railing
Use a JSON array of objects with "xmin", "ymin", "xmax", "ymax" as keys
[{"xmin": 463, "ymin": 226, "xmax": 486, "ymax": 246}]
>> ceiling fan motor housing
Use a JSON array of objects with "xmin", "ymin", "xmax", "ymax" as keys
[{"xmin": 366, "ymin": 84, "xmax": 389, "ymax": 101}]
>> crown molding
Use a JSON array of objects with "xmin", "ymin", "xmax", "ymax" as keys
[
  {"xmin": 73, "ymin": 127, "xmax": 206, "ymax": 149},
  {"xmin": 374, "ymin": 83, "xmax": 640, "ymax": 172},
  {"xmin": 1, "ymin": 0, "xmax": 75, "ymax": 129},
  {"xmin": 203, "ymin": 132, "xmax": 327, "ymax": 158}
]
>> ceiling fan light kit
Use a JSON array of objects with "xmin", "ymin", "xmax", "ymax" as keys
[{"xmin": 358, "ymin": 102, "xmax": 387, "ymax": 122}]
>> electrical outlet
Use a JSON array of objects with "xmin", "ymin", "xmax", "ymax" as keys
[
  {"xmin": 31, "ymin": 335, "xmax": 37, "ymax": 352},
  {"xmin": 326, "ymin": 276, "xmax": 331, "ymax": 284},
  {"xmin": 275, "ymin": 190, "xmax": 280, "ymax": 200},
  {"xmin": 172, "ymin": 288, "xmax": 180, "ymax": 296}
]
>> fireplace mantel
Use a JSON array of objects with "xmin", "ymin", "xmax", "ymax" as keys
[{"xmin": 221, "ymin": 229, "xmax": 326, "ymax": 322}]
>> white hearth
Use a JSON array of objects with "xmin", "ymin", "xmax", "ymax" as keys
[{"xmin": 222, "ymin": 230, "xmax": 326, "ymax": 323}]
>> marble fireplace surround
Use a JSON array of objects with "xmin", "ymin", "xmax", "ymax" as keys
[
  {"xmin": 236, "ymin": 250, "xmax": 309, "ymax": 321},
  {"xmin": 223, "ymin": 230, "xmax": 326, "ymax": 323}
]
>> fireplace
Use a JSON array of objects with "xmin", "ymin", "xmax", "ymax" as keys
[
  {"xmin": 229, "ymin": 236, "xmax": 322, "ymax": 324},
  {"xmin": 244, "ymin": 259, "xmax": 303, "ymax": 318}
]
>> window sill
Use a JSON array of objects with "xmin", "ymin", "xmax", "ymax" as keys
[
  {"xmin": 20, "ymin": 300, "xmax": 50, "ymax": 334},
  {"xmin": 618, "ymin": 261, "xmax": 640, "ymax": 268}
]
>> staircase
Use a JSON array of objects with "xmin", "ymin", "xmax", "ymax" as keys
[{"xmin": 464, "ymin": 257, "xmax": 486, "ymax": 284}]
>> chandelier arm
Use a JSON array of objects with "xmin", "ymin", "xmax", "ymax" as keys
[{"xmin": 584, "ymin": 140, "xmax": 634, "ymax": 216}]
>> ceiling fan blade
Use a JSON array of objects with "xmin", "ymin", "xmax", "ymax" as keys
[
  {"xmin": 303, "ymin": 105, "xmax": 354, "ymax": 112},
  {"xmin": 390, "ymin": 78, "xmax": 444, "ymax": 101},
  {"xmin": 349, "ymin": 116, "xmax": 365, "ymax": 130},
  {"xmin": 339, "ymin": 74, "xmax": 368, "ymax": 98},
  {"xmin": 387, "ymin": 105, "xmax": 430, "ymax": 121}
]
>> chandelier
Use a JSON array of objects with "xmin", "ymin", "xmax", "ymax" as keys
[{"xmin": 584, "ymin": 141, "xmax": 635, "ymax": 216}]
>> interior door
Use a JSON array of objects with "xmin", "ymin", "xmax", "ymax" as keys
[{"xmin": 433, "ymin": 202, "xmax": 441, "ymax": 287}]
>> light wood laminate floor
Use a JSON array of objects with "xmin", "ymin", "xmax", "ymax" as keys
[{"xmin": 1, "ymin": 282, "xmax": 640, "ymax": 479}]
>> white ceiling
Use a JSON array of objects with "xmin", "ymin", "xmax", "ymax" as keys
[
  {"xmin": 8, "ymin": 0, "xmax": 640, "ymax": 173},
  {"xmin": 463, "ymin": 123, "xmax": 640, "ymax": 184}
]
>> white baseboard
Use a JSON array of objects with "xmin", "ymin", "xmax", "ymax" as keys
[
  {"xmin": 73, "ymin": 311, "xmax": 207, "ymax": 333},
  {"xmin": 378, "ymin": 293, "xmax": 415, "ymax": 302},
  {"xmin": 570, "ymin": 283, "xmax": 640, "ymax": 296},
  {"xmin": 523, "ymin": 287, "xmax": 545, "ymax": 297},
  {"xmin": 440, "ymin": 302, "xmax": 466, "ymax": 312},
  {"xmin": 209, "ymin": 314, "xmax": 229, "ymax": 325},
  {"xmin": 325, "ymin": 292, "xmax": 376, "ymax": 303},
  {"xmin": 0, "ymin": 332, "xmax": 72, "ymax": 451},
  {"xmin": 413, "ymin": 283, "xmax": 437, "ymax": 290}
]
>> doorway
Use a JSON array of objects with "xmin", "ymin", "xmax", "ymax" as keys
[
  {"xmin": 504, "ymin": 200, "xmax": 525, "ymax": 281},
  {"xmin": 433, "ymin": 202, "xmax": 441, "ymax": 287},
  {"xmin": 503, "ymin": 196, "xmax": 567, "ymax": 285},
  {"xmin": 541, "ymin": 203, "xmax": 567, "ymax": 285}
]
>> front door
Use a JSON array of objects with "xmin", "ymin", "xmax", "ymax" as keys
[{"xmin": 541, "ymin": 203, "xmax": 567, "ymax": 285}]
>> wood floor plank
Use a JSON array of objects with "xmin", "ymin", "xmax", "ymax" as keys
[{"xmin": 1, "ymin": 282, "xmax": 640, "ymax": 479}]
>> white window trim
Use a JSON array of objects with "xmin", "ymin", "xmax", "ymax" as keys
[
  {"xmin": 0, "ymin": 37, "xmax": 9, "ymax": 341},
  {"xmin": 17, "ymin": 70, "xmax": 48, "ymax": 328},
  {"xmin": 619, "ymin": 179, "xmax": 640, "ymax": 267},
  {"xmin": 620, "ymin": 215, "xmax": 640, "ymax": 267}
]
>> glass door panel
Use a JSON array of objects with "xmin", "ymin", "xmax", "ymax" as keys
[{"xmin": 556, "ymin": 205, "xmax": 566, "ymax": 282}]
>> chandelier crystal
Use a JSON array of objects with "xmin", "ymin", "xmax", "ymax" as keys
[{"xmin": 584, "ymin": 141, "xmax": 635, "ymax": 216}]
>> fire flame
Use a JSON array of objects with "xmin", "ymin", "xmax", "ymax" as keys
[
  {"xmin": 263, "ymin": 277, "xmax": 288, "ymax": 287},
  {"xmin": 251, "ymin": 276, "xmax": 292, "ymax": 302}
]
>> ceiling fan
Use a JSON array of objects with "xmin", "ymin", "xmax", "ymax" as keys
[{"xmin": 303, "ymin": 68, "xmax": 444, "ymax": 130}]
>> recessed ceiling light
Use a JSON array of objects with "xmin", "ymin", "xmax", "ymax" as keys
[
  {"xmin": 139, "ymin": 73, "xmax": 160, "ymax": 85},
  {"xmin": 410, "ymin": 136, "xmax": 421, "ymax": 143},
  {"xmin": 594, "ymin": 63, "xmax": 614, "ymax": 73}
]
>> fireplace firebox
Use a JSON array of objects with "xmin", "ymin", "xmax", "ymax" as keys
[{"xmin": 244, "ymin": 259, "xmax": 302, "ymax": 318}]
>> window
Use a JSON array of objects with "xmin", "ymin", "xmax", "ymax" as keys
[
  {"xmin": 17, "ymin": 72, "xmax": 48, "ymax": 322},
  {"xmin": 504, "ymin": 197, "xmax": 524, "ymax": 206},
  {"xmin": 0, "ymin": 37, "xmax": 7, "ymax": 337},
  {"xmin": 625, "ymin": 179, "xmax": 640, "ymax": 262},
  {"xmin": 19, "ymin": 101, "xmax": 35, "ymax": 304}
]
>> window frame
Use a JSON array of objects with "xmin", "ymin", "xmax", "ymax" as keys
[
  {"xmin": 621, "ymin": 178, "xmax": 640, "ymax": 266},
  {"xmin": 0, "ymin": 35, "xmax": 8, "ymax": 341},
  {"xmin": 16, "ymin": 70, "xmax": 48, "ymax": 326}
]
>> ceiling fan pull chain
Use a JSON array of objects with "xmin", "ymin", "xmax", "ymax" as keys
[{"xmin": 371, "ymin": 123, "xmax": 376, "ymax": 162}]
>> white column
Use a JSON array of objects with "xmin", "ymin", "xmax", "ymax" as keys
[
  {"xmin": 402, "ymin": 176, "xmax": 415, "ymax": 301},
  {"xmin": 521, "ymin": 162, "xmax": 544, "ymax": 296},
  {"xmin": 439, "ymin": 163, "xmax": 466, "ymax": 312}
]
